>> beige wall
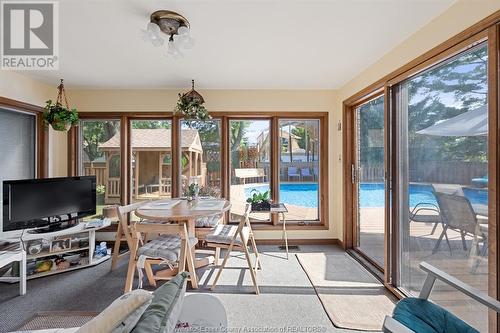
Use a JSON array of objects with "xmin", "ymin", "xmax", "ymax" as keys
[{"xmin": 0, "ymin": 71, "xmax": 67, "ymax": 177}]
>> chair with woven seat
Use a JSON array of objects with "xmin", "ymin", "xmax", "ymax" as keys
[
  {"xmin": 117, "ymin": 203, "xmax": 198, "ymax": 293},
  {"xmin": 208, "ymin": 204, "xmax": 261, "ymax": 294}
]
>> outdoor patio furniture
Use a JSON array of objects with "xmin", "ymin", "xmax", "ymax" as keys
[
  {"xmin": 235, "ymin": 168, "xmax": 266, "ymax": 184},
  {"xmin": 409, "ymin": 202, "xmax": 441, "ymax": 235},
  {"xmin": 313, "ymin": 167, "xmax": 319, "ymax": 180},
  {"xmin": 287, "ymin": 167, "xmax": 300, "ymax": 181},
  {"xmin": 208, "ymin": 204, "xmax": 261, "ymax": 294},
  {"xmin": 300, "ymin": 168, "xmax": 314, "ymax": 180},
  {"xmin": 471, "ymin": 175, "xmax": 488, "ymax": 188},
  {"xmin": 383, "ymin": 261, "xmax": 500, "ymax": 333},
  {"xmin": 432, "ymin": 189, "xmax": 487, "ymax": 259}
]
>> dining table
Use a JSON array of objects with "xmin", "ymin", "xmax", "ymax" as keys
[{"xmin": 134, "ymin": 198, "xmax": 231, "ymax": 282}]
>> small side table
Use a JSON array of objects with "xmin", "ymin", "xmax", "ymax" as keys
[
  {"xmin": 0, "ymin": 247, "xmax": 26, "ymax": 295},
  {"xmin": 251, "ymin": 203, "xmax": 289, "ymax": 259}
]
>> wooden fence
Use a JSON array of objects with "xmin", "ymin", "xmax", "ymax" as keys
[{"xmin": 360, "ymin": 161, "xmax": 487, "ymax": 185}]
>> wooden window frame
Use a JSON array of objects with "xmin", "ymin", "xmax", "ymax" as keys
[
  {"xmin": 343, "ymin": 10, "xmax": 500, "ymax": 331},
  {"xmin": 70, "ymin": 111, "xmax": 329, "ymax": 231},
  {"xmin": 0, "ymin": 96, "xmax": 48, "ymax": 178}
]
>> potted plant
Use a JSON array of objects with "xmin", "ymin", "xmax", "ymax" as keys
[
  {"xmin": 43, "ymin": 99, "xmax": 79, "ymax": 131},
  {"xmin": 186, "ymin": 183, "xmax": 199, "ymax": 202},
  {"xmin": 96, "ymin": 185, "xmax": 106, "ymax": 206},
  {"xmin": 43, "ymin": 79, "xmax": 79, "ymax": 131},
  {"xmin": 246, "ymin": 189, "xmax": 271, "ymax": 211},
  {"xmin": 174, "ymin": 80, "xmax": 211, "ymax": 121}
]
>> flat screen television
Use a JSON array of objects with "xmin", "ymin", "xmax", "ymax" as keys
[{"xmin": 2, "ymin": 176, "xmax": 96, "ymax": 232}]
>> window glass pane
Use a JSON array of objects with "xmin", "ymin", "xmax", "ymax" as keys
[
  {"xmin": 278, "ymin": 119, "xmax": 320, "ymax": 222},
  {"xmin": 398, "ymin": 43, "xmax": 488, "ymax": 331},
  {"xmin": 0, "ymin": 109, "xmax": 36, "ymax": 230},
  {"xmin": 79, "ymin": 119, "xmax": 120, "ymax": 219},
  {"xmin": 181, "ymin": 120, "xmax": 221, "ymax": 198},
  {"xmin": 130, "ymin": 120, "xmax": 172, "ymax": 202},
  {"xmin": 356, "ymin": 96, "xmax": 385, "ymax": 266},
  {"xmin": 229, "ymin": 120, "xmax": 271, "ymax": 222}
]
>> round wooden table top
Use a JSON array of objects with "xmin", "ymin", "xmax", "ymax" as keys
[{"xmin": 135, "ymin": 199, "xmax": 231, "ymax": 222}]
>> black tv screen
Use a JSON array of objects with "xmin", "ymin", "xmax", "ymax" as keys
[{"xmin": 2, "ymin": 176, "xmax": 96, "ymax": 231}]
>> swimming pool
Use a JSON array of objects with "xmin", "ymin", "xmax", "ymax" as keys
[
  {"xmin": 244, "ymin": 183, "xmax": 318, "ymax": 208},
  {"xmin": 242, "ymin": 183, "xmax": 488, "ymax": 208},
  {"xmin": 359, "ymin": 183, "xmax": 488, "ymax": 208}
]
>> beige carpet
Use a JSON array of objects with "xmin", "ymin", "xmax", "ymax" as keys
[{"xmin": 297, "ymin": 253, "xmax": 396, "ymax": 331}]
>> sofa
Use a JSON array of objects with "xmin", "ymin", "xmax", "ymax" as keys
[{"xmin": 14, "ymin": 272, "xmax": 227, "ymax": 333}]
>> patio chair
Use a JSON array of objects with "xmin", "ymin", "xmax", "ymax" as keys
[
  {"xmin": 431, "ymin": 189, "xmax": 487, "ymax": 259},
  {"xmin": 288, "ymin": 166, "xmax": 300, "ymax": 181},
  {"xmin": 207, "ymin": 204, "xmax": 261, "ymax": 294},
  {"xmin": 313, "ymin": 167, "xmax": 319, "ymax": 180},
  {"xmin": 300, "ymin": 168, "xmax": 313, "ymax": 180},
  {"xmin": 118, "ymin": 202, "xmax": 198, "ymax": 292},
  {"xmin": 408, "ymin": 202, "xmax": 441, "ymax": 235},
  {"xmin": 383, "ymin": 261, "xmax": 500, "ymax": 333}
]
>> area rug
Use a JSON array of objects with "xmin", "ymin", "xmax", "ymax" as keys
[
  {"xmin": 15, "ymin": 311, "xmax": 97, "ymax": 331},
  {"xmin": 297, "ymin": 253, "xmax": 396, "ymax": 331}
]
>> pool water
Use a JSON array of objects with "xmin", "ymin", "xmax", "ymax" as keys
[
  {"xmin": 243, "ymin": 183, "xmax": 488, "ymax": 208},
  {"xmin": 244, "ymin": 183, "xmax": 318, "ymax": 208},
  {"xmin": 359, "ymin": 183, "xmax": 488, "ymax": 208}
]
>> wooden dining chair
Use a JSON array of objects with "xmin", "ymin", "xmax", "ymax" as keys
[
  {"xmin": 111, "ymin": 201, "xmax": 150, "ymax": 271},
  {"xmin": 116, "ymin": 203, "xmax": 198, "ymax": 293},
  {"xmin": 207, "ymin": 204, "xmax": 261, "ymax": 294}
]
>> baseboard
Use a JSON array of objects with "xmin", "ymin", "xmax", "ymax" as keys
[{"xmin": 255, "ymin": 238, "xmax": 342, "ymax": 246}]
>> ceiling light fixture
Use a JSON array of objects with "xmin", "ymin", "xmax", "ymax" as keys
[{"xmin": 141, "ymin": 10, "xmax": 194, "ymax": 58}]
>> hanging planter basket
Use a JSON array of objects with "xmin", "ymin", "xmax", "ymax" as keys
[
  {"xmin": 43, "ymin": 79, "xmax": 79, "ymax": 131},
  {"xmin": 174, "ymin": 80, "xmax": 211, "ymax": 121}
]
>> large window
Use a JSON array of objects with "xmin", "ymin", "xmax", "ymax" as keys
[
  {"xmin": 79, "ymin": 119, "xmax": 121, "ymax": 218},
  {"xmin": 0, "ymin": 109, "xmax": 36, "ymax": 230},
  {"xmin": 75, "ymin": 115, "xmax": 328, "ymax": 227},
  {"xmin": 130, "ymin": 120, "xmax": 172, "ymax": 202},
  {"xmin": 397, "ymin": 43, "xmax": 488, "ymax": 331},
  {"xmin": 279, "ymin": 119, "xmax": 320, "ymax": 222},
  {"xmin": 229, "ymin": 119, "xmax": 271, "ymax": 222},
  {"xmin": 181, "ymin": 119, "xmax": 221, "ymax": 197}
]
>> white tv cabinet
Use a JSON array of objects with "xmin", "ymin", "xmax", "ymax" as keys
[{"xmin": 0, "ymin": 219, "xmax": 111, "ymax": 283}]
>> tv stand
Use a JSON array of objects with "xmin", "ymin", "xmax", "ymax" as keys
[
  {"xmin": 0, "ymin": 219, "xmax": 111, "ymax": 284},
  {"xmin": 27, "ymin": 220, "xmax": 79, "ymax": 234}
]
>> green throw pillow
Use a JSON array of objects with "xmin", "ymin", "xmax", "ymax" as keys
[{"xmin": 131, "ymin": 272, "xmax": 189, "ymax": 333}]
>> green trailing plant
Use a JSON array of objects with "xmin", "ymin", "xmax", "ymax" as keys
[
  {"xmin": 246, "ymin": 189, "xmax": 270, "ymax": 204},
  {"xmin": 246, "ymin": 189, "xmax": 271, "ymax": 211},
  {"xmin": 174, "ymin": 93, "xmax": 211, "ymax": 121},
  {"xmin": 43, "ymin": 99, "xmax": 79, "ymax": 131}
]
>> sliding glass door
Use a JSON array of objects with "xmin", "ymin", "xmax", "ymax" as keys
[
  {"xmin": 396, "ymin": 43, "xmax": 488, "ymax": 331},
  {"xmin": 353, "ymin": 96, "xmax": 385, "ymax": 267}
]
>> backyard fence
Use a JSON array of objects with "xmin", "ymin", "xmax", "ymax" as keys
[{"xmin": 360, "ymin": 161, "xmax": 487, "ymax": 185}]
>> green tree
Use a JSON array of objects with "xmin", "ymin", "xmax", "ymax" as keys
[{"xmin": 82, "ymin": 121, "xmax": 119, "ymax": 162}]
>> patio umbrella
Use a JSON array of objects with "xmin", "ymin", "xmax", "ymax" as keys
[{"xmin": 416, "ymin": 105, "xmax": 487, "ymax": 136}]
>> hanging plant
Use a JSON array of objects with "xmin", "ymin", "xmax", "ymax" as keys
[
  {"xmin": 174, "ymin": 80, "xmax": 211, "ymax": 121},
  {"xmin": 43, "ymin": 79, "xmax": 79, "ymax": 131}
]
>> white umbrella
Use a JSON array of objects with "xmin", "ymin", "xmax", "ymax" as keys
[{"xmin": 416, "ymin": 105, "xmax": 487, "ymax": 136}]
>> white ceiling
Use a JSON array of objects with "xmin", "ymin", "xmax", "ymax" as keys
[{"xmin": 22, "ymin": 0, "xmax": 456, "ymax": 89}]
